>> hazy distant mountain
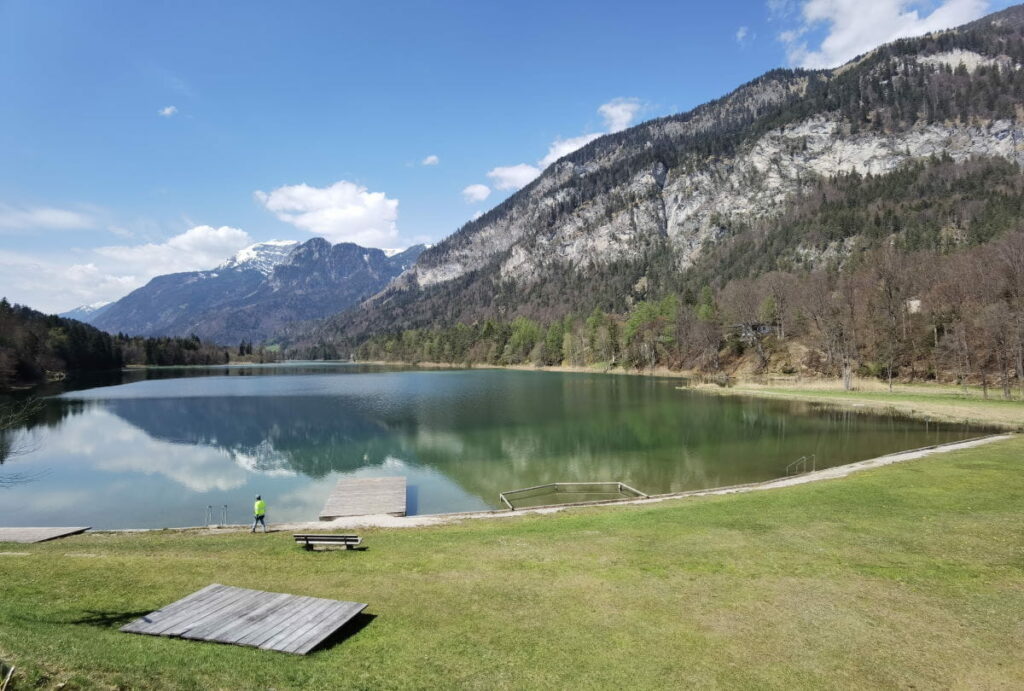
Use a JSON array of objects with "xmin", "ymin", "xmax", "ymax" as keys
[
  {"xmin": 90, "ymin": 239, "xmax": 425, "ymax": 344},
  {"xmin": 60, "ymin": 300, "xmax": 113, "ymax": 323},
  {"xmin": 295, "ymin": 4, "xmax": 1024, "ymax": 348}
]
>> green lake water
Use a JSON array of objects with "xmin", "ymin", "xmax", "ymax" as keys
[{"xmin": 0, "ymin": 363, "xmax": 982, "ymax": 528}]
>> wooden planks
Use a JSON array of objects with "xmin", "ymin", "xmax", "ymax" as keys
[
  {"xmin": 319, "ymin": 476, "xmax": 406, "ymax": 520},
  {"xmin": 0, "ymin": 527, "xmax": 90, "ymax": 544},
  {"xmin": 121, "ymin": 584, "xmax": 367, "ymax": 655}
]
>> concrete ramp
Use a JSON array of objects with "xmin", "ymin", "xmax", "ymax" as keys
[
  {"xmin": 0, "ymin": 527, "xmax": 90, "ymax": 543},
  {"xmin": 320, "ymin": 477, "xmax": 406, "ymax": 520}
]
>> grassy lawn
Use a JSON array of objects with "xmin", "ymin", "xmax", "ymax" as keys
[{"xmin": 1, "ymin": 437, "xmax": 1023, "ymax": 689}]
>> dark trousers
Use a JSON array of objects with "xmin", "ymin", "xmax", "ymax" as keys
[{"xmin": 251, "ymin": 514, "xmax": 267, "ymax": 532}]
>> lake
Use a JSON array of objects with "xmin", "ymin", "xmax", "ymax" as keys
[{"xmin": 0, "ymin": 363, "xmax": 981, "ymax": 529}]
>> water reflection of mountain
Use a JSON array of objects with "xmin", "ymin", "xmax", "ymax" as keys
[
  {"xmin": 103, "ymin": 396, "xmax": 411, "ymax": 477},
  {"xmin": 96, "ymin": 376, "xmax": 977, "ymax": 505}
]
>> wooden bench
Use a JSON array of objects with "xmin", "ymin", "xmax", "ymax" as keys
[{"xmin": 293, "ymin": 534, "xmax": 362, "ymax": 551}]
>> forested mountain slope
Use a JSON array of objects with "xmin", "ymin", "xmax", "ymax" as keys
[{"xmin": 292, "ymin": 4, "xmax": 1024, "ymax": 352}]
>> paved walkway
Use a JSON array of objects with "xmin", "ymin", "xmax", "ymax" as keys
[{"xmin": 0, "ymin": 527, "xmax": 90, "ymax": 543}]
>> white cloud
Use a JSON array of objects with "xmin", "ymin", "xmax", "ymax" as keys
[
  {"xmin": 598, "ymin": 98, "xmax": 642, "ymax": 133},
  {"xmin": 768, "ymin": 0, "xmax": 797, "ymax": 18},
  {"xmin": 255, "ymin": 180, "xmax": 399, "ymax": 247},
  {"xmin": 158, "ymin": 105, "xmax": 178, "ymax": 117},
  {"xmin": 482, "ymin": 97, "xmax": 644, "ymax": 194},
  {"xmin": 736, "ymin": 25, "xmax": 750, "ymax": 44},
  {"xmin": 421, "ymin": 154, "xmax": 439, "ymax": 166},
  {"xmin": 537, "ymin": 134, "xmax": 603, "ymax": 168},
  {"xmin": 94, "ymin": 225, "xmax": 252, "ymax": 276},
  {"xmin": 462, "ymin": 184, "xmax": 491, "ymax": 203},
  {"xmin": 0, "ymin": 250, "xmax": 137, "ymax": 313},
  {"xmin": 0, "ymin": 225, "xmax": 254, "ymax": 313},
  {"xmin": 487, "ymin": 163, "xmax": 543, "ymax": 190},
  {"xmin": 780, "ymin": 0, "xmax": 990, "ymax": 69},
  {"xmin": 471, "ymin": 211, "xmax": 484, "ymax": 220},
  {"xmin": 0, "ymin": 204, "xmax": 96, "ymax": 232}
]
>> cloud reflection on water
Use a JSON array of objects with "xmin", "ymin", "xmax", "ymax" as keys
[{"xmin": 0, "ymin": 368, "xmax": 982, "ymax": 528}]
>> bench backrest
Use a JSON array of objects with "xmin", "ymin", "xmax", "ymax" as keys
[{"xmin": 293, "ymin": 534, "xmax": 360, "ymax": 542}]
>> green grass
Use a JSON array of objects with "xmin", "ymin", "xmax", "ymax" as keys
[{"xmin": 2, "ymin": 438, "xmax": 1023, "ymax": 689}]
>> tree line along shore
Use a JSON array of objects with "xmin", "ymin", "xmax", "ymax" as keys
[
  {"xmin": 354, "ymin": 230, "xmax": 1024, "ymax": 402},
  {"xmin": 0, "ymin": 299, "xmax": 281, "ymax": 392}
]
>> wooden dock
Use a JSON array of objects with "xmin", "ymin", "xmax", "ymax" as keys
[
  {"xmin": 320, "ymin": 476, "xmax": 406, "ymax": 520},
  {"xmin": 0, "ymin": 527, "xmax": 90, "ymax": 544},
  {"xmin": 120, "ymin": 584, "xmax": 367, "ymax": 655}
]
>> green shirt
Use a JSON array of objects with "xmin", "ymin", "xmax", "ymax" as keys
[{"xmin": 254, "ymin": 499, "xmax": 266, "ymax": 516}]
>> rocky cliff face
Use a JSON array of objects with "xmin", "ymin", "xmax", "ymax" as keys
[
  {"xmin": 90, "ymin": 239, "xmax": 424, "ymax": 344},
  {"xmin": 411, "ymin": 84, "xmax": 1023, "ymax": 291}
]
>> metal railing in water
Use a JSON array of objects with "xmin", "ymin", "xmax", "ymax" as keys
[
  {"xmin": 499, "ymin": 481, "xmax": 648, "ymax": 510},
  {"xmin": 204, "ymin": 505, "xmax": 229, "ymax": 527},
  {"xmin": 785, "ymin": 454, "xmax": 817, "ymax": 476}
]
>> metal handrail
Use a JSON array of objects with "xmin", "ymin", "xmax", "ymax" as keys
[
  {"xmin": 204, "ymin": 504, "xmax": 230, "ymax": 526},
  {"xmin": 499, "ymin": 481, "xmax": 648, "ymax": 510},
  {"xmin": 785, "ymin": 454, "xmax": 816, "ymax": 476}
]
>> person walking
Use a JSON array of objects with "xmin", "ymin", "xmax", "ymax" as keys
[{"xmin": 251, "ymin": 494, "xmax": 267, "ymax": 533}]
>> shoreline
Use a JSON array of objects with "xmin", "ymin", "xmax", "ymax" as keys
[
  {"xmin": 357, "ymin": 359, "xmax": 695, "ymax": 379},
  {"xmin": 84, "ymin": 433, "xmax": 1012, "ymax": 534},
  {"xmin": 358, "ymin": 359, "xmax": 1024, "ymax": 430},
  {"xmin": 689, "ymin": 381, "xmax": 1024, "ymax": 431}
]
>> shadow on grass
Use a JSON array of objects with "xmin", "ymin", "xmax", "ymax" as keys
[
  {"xmin": 14, "ymin": 609, "xmax": 154, "ymax": 629},
  {"xmin": 310, "ymin": 612, "xmax": 376, "ymax": 654},
  {"xmin": 68, "ymin": 609, "xmax": 154, "ymax": 628}
]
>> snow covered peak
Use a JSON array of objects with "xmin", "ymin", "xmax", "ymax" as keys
[
  {"xmin": 58, "ymin": 300, "xmax": 113, "ymax": 322},
  {"xmin": 218, "ymin": 240, "xmax": 299, "ymax": 276},
  {"xmin": 382, "ymin": 248, "xmax": 405, "ymax": 258},
  {"xmin": 80, "ymin": 300, "xmax": 112, "ymax": 312}
]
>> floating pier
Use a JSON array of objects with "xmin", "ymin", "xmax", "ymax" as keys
[
  {"xmin": 320, "ymin": 476, "xmax": 407, "ymax": 520},
  {"xmin": 0, "ymin": 527, "xmax": 90, "ymax": 544},
  {"xmin": 121, "ymin": 584, "xmax": 366, "ymax": 655}
]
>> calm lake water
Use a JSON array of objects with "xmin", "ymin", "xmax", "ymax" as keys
[{"xmin": 0, "ymin": 363, "xmax": 981, "ymax": 528}]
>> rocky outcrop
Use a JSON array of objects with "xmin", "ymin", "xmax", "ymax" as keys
[{"xmin": 410, "ymin": 115, "xmax": 1023, "ymax": 290}]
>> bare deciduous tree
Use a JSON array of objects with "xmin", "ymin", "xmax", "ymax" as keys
[{"xmin": 0, "ymin": 398, "xmax": 45, "ymax": 488}]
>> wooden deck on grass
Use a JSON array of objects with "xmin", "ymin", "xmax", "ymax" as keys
[
  {"xmin": 120, "ymin": 584, "xmax": 367, "ymax": 655},
  {"xmin": 320, "ymin": 476, "xmax": 406, "ymax": 520},
  {"xmin": 0, "ymin": 527, "xmax": 90, "ymax": 544}
]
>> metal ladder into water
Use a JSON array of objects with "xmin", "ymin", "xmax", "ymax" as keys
[
  {"xmin": 785, "ymin": 454, "xmax": 817, "ymax": 476},
  {"xmin": 204, "ymin": 505, "xmax": 229, "ymax": 527}
]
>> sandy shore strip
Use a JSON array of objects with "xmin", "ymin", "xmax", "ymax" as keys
[
  {"xmin": 691, "ymin": 383, "xmax": 1024, "ymax": 430},
  {"xmin": 83, "ymin": 433, "xmax": 1013, "ymax": 535}
]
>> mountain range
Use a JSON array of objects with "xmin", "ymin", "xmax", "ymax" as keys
[
  {"xmin": 68, "ymin": 4, "xmax": 1024, "ymax": 354},
  {"xmin": 287, "ymin": 4, "xmax": 1024, "ymax": 350},
  {"xmin": 67, "ymin": 239, "xmax": 424, "ymax": 344}
]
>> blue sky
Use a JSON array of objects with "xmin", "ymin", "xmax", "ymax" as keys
[{"xmin": 0, "ymin": 0, "xmax": 1014, "ymax": 312}]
